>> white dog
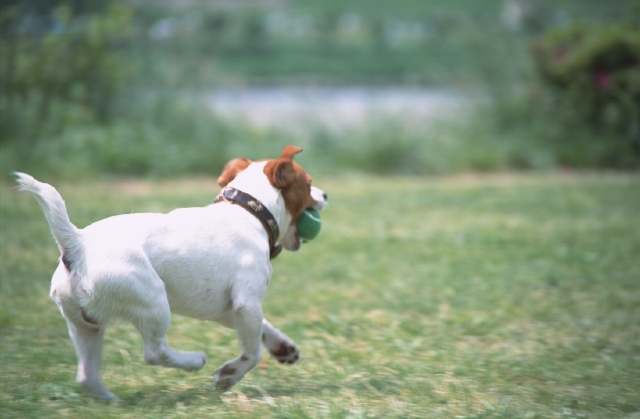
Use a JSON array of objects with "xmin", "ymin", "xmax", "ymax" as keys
[{"xmin": 15, "ymin": 145, "xmax": 327, "ymax": 400}]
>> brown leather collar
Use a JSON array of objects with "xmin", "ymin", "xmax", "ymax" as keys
[{"xmin": 214, "ymin": 187, "xmax": 283, "ymax": 259}]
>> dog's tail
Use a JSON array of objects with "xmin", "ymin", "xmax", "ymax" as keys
[{"xmin": 14, "ymin": 172, "xmax": 84, "ymax": 272}]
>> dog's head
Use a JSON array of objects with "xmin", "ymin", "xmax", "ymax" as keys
[{"xmin": 218, "ymin": 145, "xmax": 327, "ymax": 251}]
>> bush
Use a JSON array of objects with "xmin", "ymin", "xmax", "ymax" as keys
[
  {"xmin": 0, "ymin": 98, "xmax": 250, "ymax": 178},
  {"xmin": 0, "ymin": 4, "xmax": 134, "ymax": 145},
  {"xmin": 531, "ymin": 20, "xmax": 640, "ymax": 156}
]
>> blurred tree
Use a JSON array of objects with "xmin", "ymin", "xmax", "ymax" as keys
[
  {"xmin": 243, "ymin": 12, "xmax": 267, "ymax": 53},
  {"xmin": 317, "ymin": 11, "xmax": 340, "ymax": 49},
  {"xmin": 0, "ymin": 2, "xmax": 134, "ymax": 145},
  {"xmin": 203, "ymin": 13, "xmax": 229, "ymax": 53},
  {"xmin": 532, "ymin": 20, "xmax": 640, "ymax": 154},
  {"xmin": 0, "ymin": 0, "xmax": 108, "ymax": 14}
]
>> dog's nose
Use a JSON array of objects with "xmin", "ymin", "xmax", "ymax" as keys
[{"xmin": 311, "ymin": 186, "xmax": 327, "ymax": 206}]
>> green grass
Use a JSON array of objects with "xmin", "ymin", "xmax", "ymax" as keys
[{"xmin": 1, "ymin": 173, "xmax": 639, "ymax": 418}]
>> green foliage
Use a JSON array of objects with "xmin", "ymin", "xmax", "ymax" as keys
[
  {"xmin": 0, "ymin": 4, "xmax": 134, "ymax": 143},
  {"xmin": 306, "ymin": 118, "xmax": 513, "ymax": 176},
  {"xmin": 128, "ymin": 0, "xmax": 635, "ymax": 86},
  {"xmin": 2, "ymin": 1, "xmax": 640, "ymax": 177},
  {"xmin": 531, "ymin": 20, "xmax": 640, "ymax": 154},
  {"xmin": 1, "ymin": 100, "xmax": 247, "ymax": 178},
  {"xmin": 461, "ymin": 15, "xmax": 640, "ymax": 171}
]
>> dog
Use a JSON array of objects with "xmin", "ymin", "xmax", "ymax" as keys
[{"xmin": 15, "ymin": 145, "xmax": 327, "ymax": 400}]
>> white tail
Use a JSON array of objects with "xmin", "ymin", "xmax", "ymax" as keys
[{"xmin": 14, "ymin": 172, "xmax": 84, "ymax": 271}]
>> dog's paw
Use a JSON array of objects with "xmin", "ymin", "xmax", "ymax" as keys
[
  {"xmin": 214, "ymin": 363, "xmax": 238, "ymax": 392},
  {"xmin": 82, "ymin": 385, "xmax": 121, "ymax": 402},
  {"xmin": 192, "ymin": 352, "xmax": 208, "ymax": 371},
  {"xmin": 181, "ymin": 351, "xmax": 207, "ymax": 372},
  {"xmin": 269, "ymin": 341, "xmax": 300, "ymax": 365}
]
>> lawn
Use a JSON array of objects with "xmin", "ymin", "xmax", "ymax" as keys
[{"xmin": 1, "ymin": 173, "xmax": 639, "ymax": 418}]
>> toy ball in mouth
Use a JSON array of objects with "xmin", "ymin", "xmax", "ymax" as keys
[{"xmin": 297, "ymin": 208, "xmax": 322, "ymax": 242}]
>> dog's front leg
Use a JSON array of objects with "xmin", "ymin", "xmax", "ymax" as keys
[
  {"xmin": 212, "ymin": 315, "xmax": 301, "ymax": 365},
  {"xmin": 214, "ymin": 299, "xmax": 263, "ymax": 392},
  {"xmin": 262, "ymin": 319, "xmax": 301, "ymax": 365}
]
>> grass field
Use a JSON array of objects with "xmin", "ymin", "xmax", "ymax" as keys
[{"xmin": 1, "ymin": 173, "xmax": 639, "ymax": 418}]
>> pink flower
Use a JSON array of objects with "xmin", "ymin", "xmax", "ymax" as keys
[{"xmin": 595, "ymin": 72, "xmax": 611, "ymax": 90}]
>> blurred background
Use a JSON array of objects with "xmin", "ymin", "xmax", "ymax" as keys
[{"xmin": 1, "ymin": 0, "xmax": 639, "ymax": 178}]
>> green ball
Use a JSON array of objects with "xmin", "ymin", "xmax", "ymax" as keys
[{"xmin": 297, "ymin": 208, "xmax": 322, "ymax": 242}]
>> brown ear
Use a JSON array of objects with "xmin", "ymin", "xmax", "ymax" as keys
[
  {"xmin": 280, "ymin": 145, "xmax": 303, "ymax": 160},
  {"xmin": 264, "ymin": 159, "xmax": 296, "ymax": 189},
  {"xmin": 264, "ymin": 145, "xmax": 303, "ymax": 188},
  {"xmin": 217, "ymin": 157, "xmax": 251, "ymax": 187}
]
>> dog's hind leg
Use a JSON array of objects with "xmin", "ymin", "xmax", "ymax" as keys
[
  {"xmin": 53, "ymin": 266, "xmax": 116, "ymax": 400},
  {"xmin": 130, "ymin": 290, "xmax": 206, "ymax": 372},
  {"xmin": 65, "ymin": 319, "xmax": 116, "ymax": 400}
]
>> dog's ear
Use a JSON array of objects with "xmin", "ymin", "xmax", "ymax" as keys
[
  {"xmin": 217, "ymin": 157, "xmax": 252, "ymax": 187},
  {"xmin": 264, "ymin": 146, "xmax": 303, "ymax": 189},
  {"xmin": 279, "ymin": 145, "xmax": 303, "ymax": 160}
]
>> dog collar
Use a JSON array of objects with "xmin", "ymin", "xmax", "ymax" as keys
[{"xmin": 214, "ymin": 187, "xmax": 283, "ymax": 259}]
